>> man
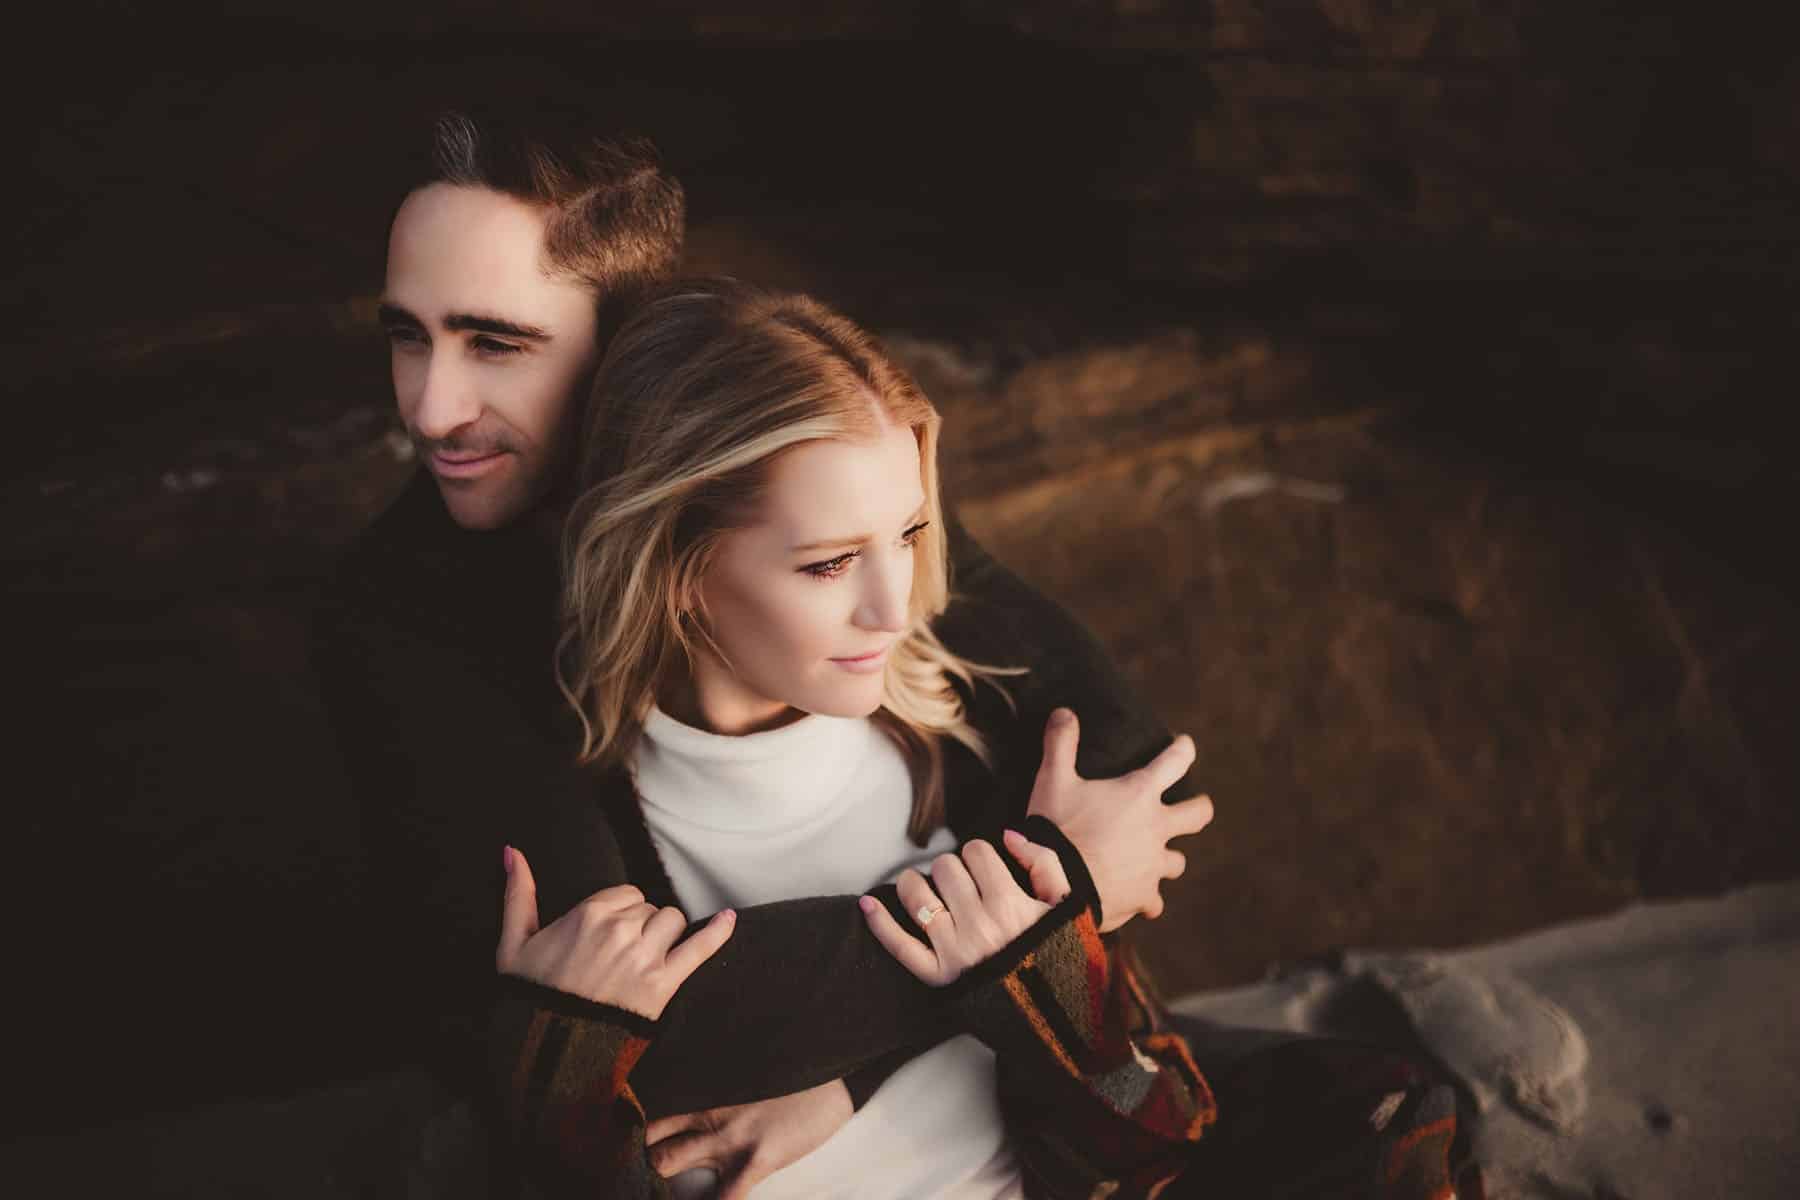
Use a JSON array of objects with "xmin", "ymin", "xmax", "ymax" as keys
[{"xmin": 315, "ymin": 112, "xmax": 1213, "ymax": 1193}]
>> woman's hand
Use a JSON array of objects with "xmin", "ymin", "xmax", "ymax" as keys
[
  {"xmin": 496, "ymin": 845, "xmax": 735, "ymax": 1020},
  {"xmin": 858, "ymin": 830, "xmax": 1071, "ymax": 987}
]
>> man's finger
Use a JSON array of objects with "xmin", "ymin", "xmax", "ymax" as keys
[
  {"xmin": 1163, "ymin": 848, "xmax": 1188, "ymax": 880},
  {"xmin": 496, "ymin": 845, "xmax": 540, "ymax": 970},
  {"xmin": 648, "ymin": 1129, "xmax": 721, "ymax": 1179},
  {"xmin": 1038, "ymin": 708, "xmax": 1081, "ymax": 782},
  {"xmin": 1137, "ymin": 734, "xmax": 1197, "ymax": 793},
  {"xmin": 859, "ymin": 894, "xmax": 941, "ymax": 980},
  {"xmin": 645, "ymin": 1109, "xmax": 704, "ymax": 1146},
  {"xmin": 665, "ymin": 908, "xmax": 737, "ymax": 981},
  {"xmin": 720, "ymin": 1163, "xmax": 770, "ymax": 1200},
  {"xmin": 1162, "ymin": 792, "xmax": 1215, "ymax": 838}
]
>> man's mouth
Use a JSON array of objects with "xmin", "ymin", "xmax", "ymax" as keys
[{"xmin": 429, "ymin": 449, "xmax": 511, "ymax": 480}]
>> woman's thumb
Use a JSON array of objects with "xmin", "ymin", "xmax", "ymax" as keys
[
  {"xmin": 496, "ymin": 845, "xmax": 540, "ymax": 969},
  {"xmin": 1003, "ymin": 829, "xmax": 1072, "ymax": 905}
]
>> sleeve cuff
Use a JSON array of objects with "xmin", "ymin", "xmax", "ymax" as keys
[
  {"xmin": 1019, "ymin": 813, "xmax": 1102, "ymax": 925},
  {"xmin": 495, "ymin": 973, "xmax": 661, "ymax": 1039}
]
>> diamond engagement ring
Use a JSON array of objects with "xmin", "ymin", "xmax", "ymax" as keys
[{"xmin": 916, "ymin": 903, "xmax": 944, "ymax": 926}]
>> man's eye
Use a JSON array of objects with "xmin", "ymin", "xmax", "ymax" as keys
[
  {"xmin": 473, "ymin": 337, "xmax": 523, "ymax": 357},
  {"xmin": 384, "ymin": 327, "xmax": 425, "ymax": 347},
  {"xmin": 802, "ymin": 552, "xmax": 857, "ymax": 579}
]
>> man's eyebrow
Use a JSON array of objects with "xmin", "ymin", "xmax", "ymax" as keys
[
  {"xmin": 444, "ymin": 313, "xmax": 552, "ymax": 341},
  {"xmin": 375, "ymin": 303, "xmax": 551, "ymax": 342},
  {"xmin": 790, "ymin": 503, "xmax": 929, "ymax": 553}
]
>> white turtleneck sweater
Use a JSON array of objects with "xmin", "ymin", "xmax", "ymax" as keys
[{"xmin": 633, "ymin": 706, "xmax": 1024, "ymax": 1200}]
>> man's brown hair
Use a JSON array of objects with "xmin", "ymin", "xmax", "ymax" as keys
[{"xmin": 426, "ymin": 111, "xmax": 685, "ymax": 341}]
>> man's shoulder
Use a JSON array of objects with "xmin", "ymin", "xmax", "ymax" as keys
[
  {"xmin": 315, "ymin": 471, "xmax": 557, "ymax": 656},
  {"xmin": 318, "ymin": 472, "xmax": 459, "ymax": 631}
]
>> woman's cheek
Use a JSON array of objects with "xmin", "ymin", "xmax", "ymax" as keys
[{"xmin": 788, "ymin": 581, "xmax": 843, "ymax": 664}]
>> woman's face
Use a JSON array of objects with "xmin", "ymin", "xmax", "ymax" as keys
[{"xmin": 687, "ymin": 420, "xmax": 928, "ymax": 734}]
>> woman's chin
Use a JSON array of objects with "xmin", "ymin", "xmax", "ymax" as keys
[{"xmin": 795, "ymin": 681, "xmax": 887, "ymax": 720}]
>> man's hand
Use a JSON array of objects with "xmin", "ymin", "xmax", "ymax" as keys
[
  {"xmin": 645, "ymin": 1079, "xmax": 855, "ymax": 1199},
  {"xmin": 1026, "ymin": 708, "xmax": 1211, "ymax": 932},
  {"xmin": 496, "ymin": 847, "xmax": 734, "ymax": 1020}
]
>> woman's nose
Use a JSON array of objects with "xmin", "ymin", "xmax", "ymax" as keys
[{"xmin": 853, "ymin": 549, "xmax": 911, "ymax": 632}]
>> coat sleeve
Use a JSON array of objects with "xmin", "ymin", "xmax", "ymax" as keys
[
  {"xmin": 316, "ymin": 504, "xmax": 1199, "ymax": 1120},
  {"xmin": 490, "ymin": 975, "xmax": 671, "ymax": 1199},
  {"xmin": 940, "ymin": 511, "xmax": 1206, "ymax": 799},
  {"xmin": 945, "ymin": 817, "xmax": 1216, "ymax": 1199},
  {"xmin": 313, "ymin": 573, "xmax": 956, "ymax": 1114}
]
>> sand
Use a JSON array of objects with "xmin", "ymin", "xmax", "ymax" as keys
[{"xmin": 1174, "ymin": 880, "xmax": 1800, "ymax": 1198}]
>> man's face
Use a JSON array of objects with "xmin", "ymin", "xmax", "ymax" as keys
[{"xmin": 381, "ymin": 183, "xmax": 600, "ymax": 530}]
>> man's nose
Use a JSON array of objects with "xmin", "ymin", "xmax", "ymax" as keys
[
  {"xmin": 853, "ymin": 551, "xmax": 912, "ymax": 633},
  {"xmin": 411, "ymin": 352, "xmax": 482, "ymax": 440}
]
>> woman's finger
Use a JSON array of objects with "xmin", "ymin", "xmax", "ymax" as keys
[
  {"xmin": 1002, "ymin": 829, "xmax": 1072, "ymax": 904},
  {"xmin": 930, "ymin": 853, "xmax": 982, "ymax": 920},
  {"xmin": 580, "ymin": 883, "xmax": 649, "ymax": 914},
  {"xmin": 1163, "ymin": 848, "xmax": 1187, "ymax": 879},
  {"xmin": 961, "ymin": 838, "xmax": 1020, "ymax": 903},
  {"xmin": 859, "ymin": 894, "xmax": 941, "ymax": 981},
  {"xmin": 641, "ymin": 905, "xmax": 691, "ymax": 955},
  {"xmin": 663, "ymin": 908, "xmax": 736, "ymax": 981},
  {"xmin": 896, "ymin": 868, "xmax": 952, "ymax": 942},
  {"xmin": 496, "ymin": 845, "xmax": 540, "ymax": 970}
]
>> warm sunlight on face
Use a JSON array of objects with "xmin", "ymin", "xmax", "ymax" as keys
[{"xmin": 685, "ymin": 420, "xmax": 928, "ymax": 734}]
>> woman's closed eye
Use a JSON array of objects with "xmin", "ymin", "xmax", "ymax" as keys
[{"xmin": 799, "ymin": 521, "xmax": 930, "ymax": 581}]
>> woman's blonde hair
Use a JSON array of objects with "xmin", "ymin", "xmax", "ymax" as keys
[{"xmin": 558, "ymin": 278, "xmax": 1011, "ymax": 842}]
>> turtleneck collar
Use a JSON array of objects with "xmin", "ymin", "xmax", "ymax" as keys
[{"xmin": 633, "ymin": 704, "xmax": 874, "ymax": 834}]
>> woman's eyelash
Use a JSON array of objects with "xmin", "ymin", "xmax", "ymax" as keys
[
  {"xmin": 800, "ymin": 522, "xmax": 930, "ymax": 580},
  {"xmin": 803, "ymin": 552, "xmax": 858, "ymax": 579}
]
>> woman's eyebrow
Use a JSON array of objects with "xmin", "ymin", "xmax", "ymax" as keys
[{"xmin": 789, "ymin": 502, "xmax": 929, "ymax": 552}]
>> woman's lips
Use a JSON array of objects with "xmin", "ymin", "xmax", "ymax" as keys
[
  {"xmin": 430, "ymin": 450, "xmax": 510, "ymax": 480},
  {"xmin": 830, "ymin": 646, "xmax": 891, "ymax": 674}
]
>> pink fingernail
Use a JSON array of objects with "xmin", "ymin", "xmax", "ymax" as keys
[
  {"xmin": 718, "ymin": 908, "xmax": 736, "ymax": 922},
  {"xmin": 859, "ymin": 896, "xmax": 876, "ymax": 913},
  {"xmin": 502, "ymin": 845, "xmax": 514, "ymax": 873},
  {"xmin": 1002, "ymin": 828, "xmax": 1024, "ymax": 845}
]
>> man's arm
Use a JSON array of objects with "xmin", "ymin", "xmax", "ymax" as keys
[
  {"xmin": 313, "ymin": 507, "xmax": 1194, "ymax": 1114},
  {"xmin": 939, "ymin": 511, "xmax": 1205, "ymax": 801},
  {"xmin": 313, "ymin": 581, "xmax": 950, "ymax": 1114}
]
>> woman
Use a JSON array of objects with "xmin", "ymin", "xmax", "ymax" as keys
[{"xmin": 490, "ymin": 280, "xmax": 1466, "ymax": 1198}]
